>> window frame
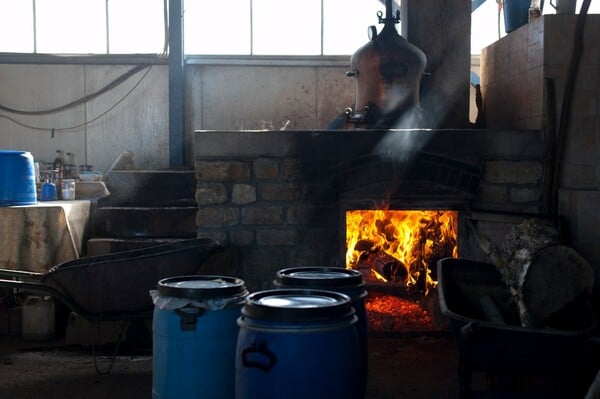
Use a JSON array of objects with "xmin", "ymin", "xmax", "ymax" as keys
[{"xmin": 0, "ymin": 0, "xmax": 386, "ymax": 62}]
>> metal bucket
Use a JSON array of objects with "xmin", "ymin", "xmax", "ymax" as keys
[
  {"xmin": 274, "ymin": 267, "xmax": 369, "ymax": 399},
  {"xmin": 151, "ymin": 275, "xmax": 248, "ymax": 399},
  {"xmin": 236, "ymin": 289, "xmax": 361, "ymax": 399},
  {"xmin": 0, "ymin": 150, "xmax": 37, "ymax": 206}
]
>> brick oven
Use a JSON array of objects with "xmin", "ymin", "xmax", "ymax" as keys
[{"xmin": 193, "ymin": 128, "xmax": 546, "ymax": 332}]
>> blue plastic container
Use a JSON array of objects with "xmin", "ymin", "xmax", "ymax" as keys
[
  {"xmin": 236, "ymin": 289, "xmax": 361, "ymax": 399},
  {"xmin": 503, "ymin": 0, "xmax": 530, "ymax": 33},
  {"xmin": 0, "ymin": 150, "xmax": 37, "ymax": 206},
  {"xmin": 274, "ymin": 267, "xmax": 369, "ymax": 399},
  {"xmin": 152, "ymin": 275, "xmax": 248, "ymax": 399}
]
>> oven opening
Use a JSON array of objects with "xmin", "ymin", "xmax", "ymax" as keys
[{"xmin": 345, "ymin": 209, "xmax": 459, "ymax": 333}]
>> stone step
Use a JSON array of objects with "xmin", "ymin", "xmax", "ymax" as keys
[
  {"xmin": 102, "ymin": 169, "xmax": 196, "ymax": 207},
  {"xmin": 92, "ymin": 206, "xmax": 197, "ymax": 238}
]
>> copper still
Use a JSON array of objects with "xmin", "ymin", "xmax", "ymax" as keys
[{"xmin": 342, "ymin": 0, "xmax": 427, "ymax": 129}]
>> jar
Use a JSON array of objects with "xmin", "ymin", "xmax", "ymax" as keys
[{"xmin": 61, "ymin": 179, "xmax": 75, "ymax": 200}]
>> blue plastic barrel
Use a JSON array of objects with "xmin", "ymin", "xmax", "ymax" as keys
[
  {"xmin": 0, "ymin": 150, "xmax": 37, "ymax": 206},
  {"xmin": 152, "ymin": 275, "xmax": 248, "ymax": 399},
  {"xmin": 503, "ymin": 0, "xmax": 530, "ymax": 33},
  {"xmin": 274, "ymin": 267, "xmax": 369, "ymax": 399},
  {"xmin": 236, "ymin": 289, "xmax": 361, "ymax": 399}
]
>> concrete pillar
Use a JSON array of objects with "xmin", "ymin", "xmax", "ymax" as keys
[{"xmin": 401, "ymin": 0, "xmax": 471, "ymax": 128}]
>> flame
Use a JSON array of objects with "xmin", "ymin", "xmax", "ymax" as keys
[{"xmin": 346, "ymin": 209, "xmax": 458, "ymax": 292}]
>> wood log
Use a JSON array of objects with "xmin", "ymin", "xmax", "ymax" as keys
[
  {"xmin": 357, "ymin": 250, "xmax": 408, "ymax": 283},
  {"xmin": 520, "ymin": 245, "xmax": 594, "ymax": 328},
  {"xmin": 467, "ymin": 217, "xmax": 589, "ymax": 328}
]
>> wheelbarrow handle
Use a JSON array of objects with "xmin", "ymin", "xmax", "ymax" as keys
[
  {"xmin": 0, "ymin": 278, "xmax": 88, "ymax": 318},
  {"xmin": 0, "ymin": 268, "xmax": 43, "ymax": 281}
]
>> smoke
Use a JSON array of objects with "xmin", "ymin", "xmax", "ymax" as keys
[{"xmin": 372, "ymin": 104, "xmax": 431, "ymax": 163}]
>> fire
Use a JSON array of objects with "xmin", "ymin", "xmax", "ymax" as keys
[
  {"xmin": 346, "ymin": 209, "xmax": 458, "ymax": 293},
  {"xmin": 366, "ymin": 293, "xmax": 435, "ymax": 332}
]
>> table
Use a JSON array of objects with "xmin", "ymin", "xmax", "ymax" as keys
[{"xmin": 0, "ymin": 200, "xmax": 91, "ymax": 273}]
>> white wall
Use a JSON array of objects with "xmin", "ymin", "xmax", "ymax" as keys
[
  {"xmin": 0, "ymin": 60, "xmax": 355, "ymax": 171},
  {"xmin": 0, "ymin": 63, "xmax": 169, "ymax": 173}
]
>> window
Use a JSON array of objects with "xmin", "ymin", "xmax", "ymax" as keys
[
  {"xmin": 183, "ymin": 0, "xmax": 252, "ymax": 55},
  {"xmin": 252, "ymin": 0, "xmax": 322, "ymax": 55},
  {"xmin": 0, "ymin": 0, "xmax": 34, "ymax": 53},
  {"xmin": 0, "ymin": 0, "xmax": 164, "ymax": 55},
  {"xmin": 1, "ymin": 0, "xmax": 600, "ymax": 56},
  {"xmin": 323, "ymin": 0, "xmax": 387, "ymax": 55},
  {"xmin": 35, "ymin": 0, "xmax": 106, "ymax": 54},
  {"xmin": 183, "ymin": 0, "xmax": 388, "ymax": 56},
  {"xmin": 0, "ymin": 0, "xmax": 390, "ymax": 56},
  {"xmin": 108, "ymin": 0, "xmax": 166, "ymax": 54}
]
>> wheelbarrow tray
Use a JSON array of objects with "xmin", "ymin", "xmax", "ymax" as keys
[
  {"xmin": 437, "ymin": 257, "xmax": 596, "ymax": 375},
  {"xmin": 0, "ymin": 238, "xmax": 223, "ymax": 320}
]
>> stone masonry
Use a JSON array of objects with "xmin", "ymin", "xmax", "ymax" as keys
[{"xmin": 194, "ymin": 129, "xmax": 546, "ymax": 292}]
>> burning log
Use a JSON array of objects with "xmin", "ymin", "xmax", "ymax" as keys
[
  {"xmin": 469, "ymin": 218, "xmax": 594, "ymax": 328},
  {"xmin": 357, "ymin": 249, "xmax": 408, "ymax": 283}
]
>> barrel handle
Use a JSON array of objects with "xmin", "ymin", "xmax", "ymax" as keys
[
  {"xmin": 242, "ymin": 342, "xmax": 277, "ymax": 372},
  {"xmin": 175, "ymin": 307, "xmax": 205, "ymax": 331}
]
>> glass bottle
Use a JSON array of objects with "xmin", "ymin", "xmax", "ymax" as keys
[
  {"xmin": 53, "ymin": 149, "xmax": 64, "ymax": 179},
  {"xmin": 64, "ymin": 152, "xmax": 76, "ymax": 178}
]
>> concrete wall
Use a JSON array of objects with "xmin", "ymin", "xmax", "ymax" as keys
[
  {"xmin": 0, "ymin": 59, "xmax": 356, "ymax": 172},
  {"xmin": 0, "ymin": 63, "xmax": 170, "ymax": 173},
  {"xmin": 402, "ymin": 0, "xmax": 472, "ymax": 128},
  {"xmin": 193, "ymin": 129, "xmax": 546, "ymax": 291},
  {"xmin": 185, "ymin": 63, "xmax": 355, "ymax": 132},
  {"xmin": 480, "ymin": 14, "xmax": 600, "ymax": 269}
]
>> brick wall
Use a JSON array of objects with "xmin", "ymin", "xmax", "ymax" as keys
[
  {"xmin": 481, "ymin": 14, "xmax": 600, "ymax": 270},
  {"xmin": 194, "ymin": 129, "xmax": 545, "ymax": 291}
]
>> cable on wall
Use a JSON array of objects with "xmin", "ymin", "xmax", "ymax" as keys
[
  {"xmin": 0, "ymin": 0, "xmax": 170, "ymax": 134},
  {"xmin": 0, "ymin": 64, "xmax": 149, "ymax": 116}
]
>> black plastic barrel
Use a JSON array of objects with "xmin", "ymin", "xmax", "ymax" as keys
[
  {"xmin": 152, "ymin": 275, "xmax": 248, "ymax": 399},
  {"xmin": 236, "ymin": 289, "xmax": 361, "ymax": 399},
  {"xmin": 274, "ymin": 266, "xmax": 369, "ymax": 399}
]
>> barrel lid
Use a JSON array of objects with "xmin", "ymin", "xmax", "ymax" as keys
[
  {"xmin": 275, "ymin": 267, "xmax": 364, "ymax": 289},
  {"xmin": 0, "ymin": 150, "xmax": 31, "ymax": 156},
  {"xmin": 157, "ymin": 275, "xmax": 246, "ymax": 300},
  {"xmin": 242, "ymin": 288, "xmax": 353, "ymax": 322}
]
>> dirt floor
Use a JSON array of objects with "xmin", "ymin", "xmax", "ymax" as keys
[{"xmin": 0, "ymin": 332, "xmax": 460, "ymax": 399}]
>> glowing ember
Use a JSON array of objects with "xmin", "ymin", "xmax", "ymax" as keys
[
  {"xmin": 366, "ymin": 293, "xmax": 435, "ymax": 332},
  {"xmin": 346, "ymin": 209, "xmax": 458, "ymax": 293}
]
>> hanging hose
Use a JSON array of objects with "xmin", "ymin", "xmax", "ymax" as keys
[
  {"xmin": 551, "ymin": 0, "xmax": 592, "ymax": 216},
  {"xmin": 497, "ymin": 0, "xmax": 503, "ymax": 39},
  {"xmin": 91, "ymin": 319, "xmax": 130, "ymax": 375}
]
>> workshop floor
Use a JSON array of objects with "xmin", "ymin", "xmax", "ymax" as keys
[{"xmin": 0, "ymin": 333, "xmax": 460, "ymax": 399}]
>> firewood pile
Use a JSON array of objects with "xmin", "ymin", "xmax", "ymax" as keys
[{"xmin": 470, "ymin": 218, "xmax": 595, "ymax": 329}]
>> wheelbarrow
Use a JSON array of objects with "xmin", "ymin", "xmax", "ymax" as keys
[
  {"xmin": 0, "ymin": 238, "xmax": 224, "ymax": 321},
  {"xmin": 437, "ymin": 257, "xmax": 598, "ymax": 398},
  {"xmin": 0, "ymin": 238, "xmax": 225, "ymax": 373}
]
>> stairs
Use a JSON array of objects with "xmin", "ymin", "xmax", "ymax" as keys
[{"xmin": 86, "ymin": 169, "xmax": 198, "ymax": 256}]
